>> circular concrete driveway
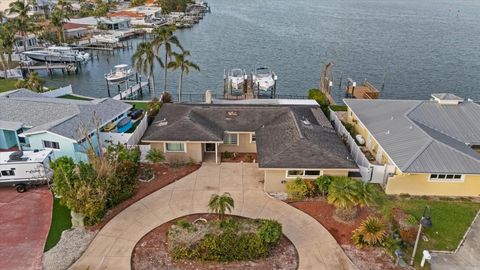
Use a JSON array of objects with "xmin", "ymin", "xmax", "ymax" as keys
[{"xmin": 71, "ymin": 163, "xmax": 356, "ymax": 270}]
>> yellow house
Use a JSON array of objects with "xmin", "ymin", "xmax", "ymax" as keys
[
  {"xmin": 344, "ymin": 93, "xmax": 480, "ymax": 197},
  {"xmin": 142, "ymin": 101, "xmax": 358, "ymax": 192}
]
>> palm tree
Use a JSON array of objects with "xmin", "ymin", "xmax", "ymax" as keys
[
  {"xmin": 327, "ymin": 177, "xmax": 380, "ymax": 221},
  {"xmin": 208, "ymin": 192, "xmax": 234, "ymax": 220},
  {"xmin": 167, "ymin": 50, "xmax": 199, "ymax": 102},
  {"xmin": 132, "ymin": 41, "xmax": 161, "ymax": 98},
  {"xmin": 327, "ymin": 176, "xmax": 361, "ymax": 221},
  {"xmin": 51, "ymin": 0, "xmax": 73, "ymax": 43},
  {"xmin": 8, "ymin": 0, "xmax": 33, "ymax": 51},
  {"xmin": 152, "ymin": 25, "xmax": 182, "ymax": 94},
  {"xmin": 0, "ymin": 22, "xmax": 15, "ymax": 78},
  {"xmin": 16, "ymin": 72, "xmax": 45, "ymax": 92}
]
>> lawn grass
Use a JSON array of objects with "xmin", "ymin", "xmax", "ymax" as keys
[
  {"xmin": 379, "ymin": 197, "xmax": 480, "ymax": 267},
  {"xmin": 126, "ymin": 101, "xmax": 149, "ymax": 110},
  {"xmin": 0, "ymin": 78, "xmax": 19, "ymax": 93},
  {"xmin": 381, "ymin": 198, "xmax": 480, "ymax": 251},
  {"xmin": 44, "ymin": 197, "xmax": 72, "ymax": 251},
  {"xmin": 58, "ymin": 94, "xmax": 93, "ymax": 101}
]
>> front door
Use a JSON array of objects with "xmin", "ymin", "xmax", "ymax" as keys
[{"xmin": 205, "ymin": 143, "xmax": 216, "ymax": 152}]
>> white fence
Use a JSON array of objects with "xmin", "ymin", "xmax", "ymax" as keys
[
  {"xmin": 42, "ymin": 85, "xmax": 73, "ymax": 97},
  {"xmin": 329, "ymin": 109, "xmax": 391, "ymax": 184},
  {"xmin": 100, "ymin": 115, "xmax": 148, "ymax": 146}
]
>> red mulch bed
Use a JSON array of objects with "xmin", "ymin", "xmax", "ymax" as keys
[
  {"xmin": 290, "ymin": 199, "xmax": 401, "ymax": 270},
  {"xmin": 222, "ymin": 153, "xmax": 257, "ymax": 163},
  {"xmin": 289, "ymin": 199, "xmax": 374, "ymax": 245},
  {"xmin": 89, "ymin": 163, "xmax": 200, "ymax": 230},
  {"xmin": 131, "ymin": 214, "xmax": 298, "ymax": 270}
]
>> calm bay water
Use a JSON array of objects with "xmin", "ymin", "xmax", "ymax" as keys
[{"xmin": 46, "ymin": 0, "xmax": 480, "ymax": 101}]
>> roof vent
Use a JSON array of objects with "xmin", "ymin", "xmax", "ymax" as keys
[
  {"xmin": 390, "ymin": 116, "xmax": 394, "ymax": 120},
  {"xmin": 227, "ymin": 111, "xmax": 238, "ymax": 116},
  {"xmin": 9, "ymin": 151, "xmax": 24, "ymax": 161},
  {"xmin": 431, "ymin": 93, "xmax": 464, "ymax": 105},
  {"xmin": 157, "ymin": 118, "xmax": 168, "ymax": 126},
  {"xmin": 386, "ymin": 130, "xmax": 390, "ymax": 135},
  {"xmin": 302, "ymin": 119, "xmax": 311, "ymax": 126}
]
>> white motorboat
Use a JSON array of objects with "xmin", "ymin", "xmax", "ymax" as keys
[
  {"xmin": 228, "ymin": 69, "xmax": 246, "ymax": 90},
  {"xmin": 252, "ymin": 66, "xmax": 277, "ymax": 91},
  {"xmin": 93, "ymin": 34, "xmax": 119, "ymax": 44},
  {"xmin": 22, "ymin": 46, "xmax": 90, "ymax": 63},
  {"xmin": 105, "ymin": 64, "xmax": 134, "ymax": 83}
]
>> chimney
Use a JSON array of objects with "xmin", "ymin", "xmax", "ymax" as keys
[{"xmin": 205, "ymin": 90, "xmax": 213, "ymax": 104}]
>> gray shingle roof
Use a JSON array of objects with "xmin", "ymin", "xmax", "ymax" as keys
[
  {"xmin": 143, "ymin": 103, "xmax": 357, "ymax": 169},
  {"xmin": 344, "ymin": 97, "xmax": 480, "ymax": 174},
  {"xmin": 0, "ymin": 89, "xmax": 132, "ymax": 141}
]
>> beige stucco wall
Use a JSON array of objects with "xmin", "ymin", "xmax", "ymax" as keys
[
  {"xmin": 386, "ymin": 173, "xmax": 480, "ymax": 197},
  {"xmin": 150, "ymin": 142, "xmax": 203, "ymax": 163},
  {"xmin": 263, "ymin": 169, "xmax": 350, "ymax": 192},
  {"xmin": 218, "ymin": 133, "xmax": 256, "ymax": 153}
]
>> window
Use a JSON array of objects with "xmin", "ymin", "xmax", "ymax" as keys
[
  {"xmin": 304, "ymin": 170, "xmax": 321, "ymax": 177},
  {"xmin": 250, "ymin": 133, "xmax": 256, "ymax": 144},
  {"xmin": 165, "ymin": 143, "xmax": 185, "ymax": 152},
  {"xmin": 43, "ymin": 140, "xmax": 60, "ymax": 149},
  {"xmin": 223, "ymin": 133, "xmax": 238, "ymax": 145},
  {"xmin": 287, "ymin": 170, "xmax": 303, "ymax": 178},
  {"xmin": 429, "ymin": 174, "xmax": 464, "ymax": 182},
  {"xmin": 1, "ymin": 170, "xmax": 15, "ymax": 176},
  {"xmin": 287, "ymin": 170, "xmax": 323, "ymax": 178}
]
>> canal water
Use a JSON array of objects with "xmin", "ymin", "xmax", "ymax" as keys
[{"xmin": 45, "ymin": 0, "xmax": 480, "ymax": 101}]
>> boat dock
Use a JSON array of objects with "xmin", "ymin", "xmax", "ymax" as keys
[
  {"xmin": 111, "ymin": 81, "xmax": 149, "ymax": 100},
  {"xmin": 345, "ymin": 79, "xmax": 380, "ymax": 99},
  {"xmin": 20, "ymin": 63, "xmax": 78, "ymax": 76}
]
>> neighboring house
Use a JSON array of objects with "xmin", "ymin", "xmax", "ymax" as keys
[
  {"xmin": 63, "ymin": 22, "xmax": 90, "ymax": 39},
  {"xmin": 344, "ymin": 93, "xmax": 480, "ymax": 197},
  {"xmin": 0, "ymin": 89, "xmax": 134, "ymax": 162},
  {"xmin": 142, "ymin": 100, "xmax": 358, "ymax": 192}
]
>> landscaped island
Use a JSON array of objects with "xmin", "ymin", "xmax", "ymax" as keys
[{"xmin": 131, "ymin": 214, "xmax": 298, "ymax": 270}]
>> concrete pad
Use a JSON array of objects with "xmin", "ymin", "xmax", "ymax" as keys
[
  {"xmin": 0, "ymin": 187, "xmax": 52, "ymax": 270},
  {"xmin": 195, "ymin": 175, "xmax": 220, "ymax": 191},
  {"xmin": 83, "ymin": 235, "xmax": 117, "ymax": 257},
  {"xmin": 107, "ymin": 238, "xmax": 136, "ymax": 257},
  {"xmin": 74, "ymin": 163, "xmax": 356, "ymax": 270}
]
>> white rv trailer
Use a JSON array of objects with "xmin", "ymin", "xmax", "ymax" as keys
[{"xmin": 0, "ymin": 150, "xmax": 53, "ymax": 192}]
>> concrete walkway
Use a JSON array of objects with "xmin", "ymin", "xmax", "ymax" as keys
[
  {"xmin": 430, "ymin": 213, "xmax": 480, "ymax": 270},
  {"xmin": 71, "ymin": 163, "xmax": 356, "ymax": 270}
]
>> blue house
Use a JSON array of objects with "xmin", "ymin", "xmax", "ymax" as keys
[{"xmin": 0, "ymin": 89, "xmax": 133, "ymax": 162}]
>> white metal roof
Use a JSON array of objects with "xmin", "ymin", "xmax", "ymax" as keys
[
  {"xmin": 344, "ymin": 97, "xmax": 480, "ymax": 174},
  {"xmin": 0, "ymin": 149, "xmax": 52, "ymax": 164}
]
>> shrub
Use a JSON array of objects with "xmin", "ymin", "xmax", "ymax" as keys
[
  {"xmin": 220, "ymin": 218, "xmax": 239, "ymax": 231},
  {"xmin": 315, "ymin": 175, "xmax": 332, "ymax": 197},
  {"xmin": 308, "ymin": 88, "xmax": 330, "ymax": 114},
  {"xmin": 256, "ymin": 220, "xmax": 282, "ymax": 248},
  {"xmin": 146, "ymin": 148, "xmax": 165, "ymax": 163},
  {"xmin": 147, "ymin": 97, "xmax": 161, "ymax": 116},
  {"xmin": 195, "ymin": 231, "xmax": 268, "ymax": 261},
  {"xmin": 329, "ymin": 105, "xmax": 348, "ymax": 111},
  {"xmin": 352, "ymin": 216, "xmax": 387, "ymax": 249},
  {"xmin": 305, "ymin": 179, "xmax": 318, "ymax": 198},
  {"xmin": 342, "ymin": 121, "xmax": 357, "ymax": 137},
  {"xmin": 161, "ymin": 91, "xmax": 172, "ymax": 103},
  {"xmin": 176, "ymin": 219, "xmax": 193, "ymax": 229},
  {"xmin": 286, "ymin": 177, "xmax": 308, "ymax": 200},
  {"xmin": 222, "ymin": 151, "xmax": 234, "ymax": 159}
]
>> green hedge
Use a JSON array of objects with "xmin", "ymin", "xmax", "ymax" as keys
[
  {"xmin": 329, "ymin": 105, "xmax": 348, "ymax": 111},
  {"xmin": 169, "ymin": 218, "xmax": 282, "ymax": 262}
]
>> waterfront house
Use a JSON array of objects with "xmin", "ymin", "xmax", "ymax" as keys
[
  {"xmin": 0, "ymin": 89, "xmax": 143, "ymax": 162},
  {"xmin": 142, "ymin": 100, "xmax": 358, "ymax": 192},
  {"xmin": 343, "ymin": 93, "xmax": 480, "ymax": 197}
]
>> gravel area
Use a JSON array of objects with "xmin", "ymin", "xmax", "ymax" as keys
[{"xmin": 43, "ymin": 228, "xmax": 97, "ymax": 270}]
